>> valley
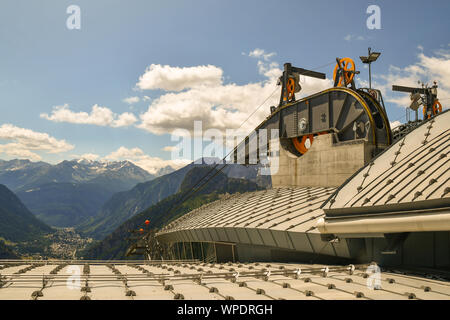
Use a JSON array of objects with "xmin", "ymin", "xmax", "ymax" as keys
[{"xmin": 0, "ymin": 158, "xmax": 270, "ymax": 260}]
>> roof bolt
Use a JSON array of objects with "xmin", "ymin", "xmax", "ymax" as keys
[
  {"xmin": 429, "ymin": 179, "xmax": 437, "ymax": 185},
  {"xmin": 408, "ymin": 163, "xmax": 415, "ymax": 168},
  {"xmin": 386, "ymin": 179, "xmax": 393, "ymax": 185},
  {"xmin": 407, "ymin": 293, "xmax": 416, "ymax": 300},
  {"xmin": 417, "ymin": 170, "xmax": 425, "ymax": 176},
  {"xmin": 429, "ymin": 147, "xmax": 435, "ymax": 153},
  {"xmin": 440, "ymin": 153, "xmax": 447, "ymax": 159},
  {"xmin": 363, "ymin": 198, "xmax": 370, "ymax": 205}
]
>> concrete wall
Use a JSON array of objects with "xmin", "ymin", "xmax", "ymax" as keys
[{"xmin": 271, "ymin": 134, "xmax": 373, "ymax": 188}]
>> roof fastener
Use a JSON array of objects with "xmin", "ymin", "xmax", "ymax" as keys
[
  {"xmin": 422, "ymin": 286, "xmax": 431, "ymax": 292},
  {"xmin": 174, "ymin": 293, "xmax": 184, "ymax": 300},
  {"xmin": 406, "ymin": 292, "xmax": 416, "ymax": 299}
]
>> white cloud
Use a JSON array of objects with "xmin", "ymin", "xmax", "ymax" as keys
[
  {"xmin": 136, "ymin": 64, "xmax": 223, "ymax": 91},
  {"xmin": 104, "ymin": 146, "xmax": 189, "ymax": 175},
  {"xmin": 0, "ymin": 124, "xmax": 74, "ymax": 160},
  {"xmin": 40, "ymin": 104, "xmax": 137, "ymax": 128},
  {"xmin": 79, "ymin": 153, "xmax": 99, "ymax": 161},
  {"xmin": 123, "ymin": 96, "xmax": 140, "ymax": 104},
  {"xmin": 162, "ymin": 146, "xmax": 177, "ymax": 152},
  {"xmin": 137, "ymin": 49, "xmax": 331, "ymax": 136},
  {"xmin": 375, "ymin": 49, "xmax": 450, "ymax": 109},
  {"xmin": 248, "ymin": 48, "xmax": 275, "ymax": 61}
]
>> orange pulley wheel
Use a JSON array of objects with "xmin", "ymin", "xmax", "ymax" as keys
[
  {"xmin": 333, "ymin": 58, "xmax": 356, "ymax": 87},
  {"xmin": 287, "ymin": 78, "xmax": 295, "ymax": 100},
  {"xmin": 424, "ymin": 100, "xmax": 443, "ymax": 119},
  {"xmin": 433, "ymin": 100, "xmax": 442, "ymax": 115},
  {"xmin": 292, "ymin": 135, "xmax": 314, "ymax": 154}
]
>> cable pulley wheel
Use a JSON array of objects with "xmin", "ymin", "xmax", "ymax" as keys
[
  {"xmin": 423, "ymin": 100, "xmax": 443, "ymax": 119},
  {"xmin": 287, "ymin": 78, "xmax": 296, "ymax": 100},
  {"xmin": 292, "ymin": 135, "xmax": 314, "ymax": 154},
  {"xmin": 333, "ymin": 58, "xmax": 355, "ymax": 87}
]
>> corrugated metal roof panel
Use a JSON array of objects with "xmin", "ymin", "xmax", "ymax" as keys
[
  {"xmin": 0, "ymin": 261, "xmax": 448, "ymax": 300},
  {"xmin": 324, "ymin": 110, "xmax": 450, "ymax": 213}
]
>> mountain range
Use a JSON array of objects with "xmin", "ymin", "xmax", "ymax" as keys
[
  {"xmin": 77, "ymin": 158, "xmax": 270, "ymax": 240},
  {"xmin": 82, "ymin": 166, "xmax": 262, "ymax": 259},
  {"xmin": 0, "ymin": 159, "xmax": 159, "ymax": 227},
  {"xmin": 0, "ymin": 183, "xmax": 54, "ymax": 258},
  {"xmin": 0, "ymin": 157, "xmax": 270, "ymax": 257}
]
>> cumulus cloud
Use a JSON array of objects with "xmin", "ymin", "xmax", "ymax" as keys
[
  {"xmin": 248, "ymin": 48, "xmax": 275, "ymax": 61},
  {"xmin": 0, "ymin": 124, "xmax": 74, "ymax": 160},
  {"xmin": 123, "ymin": 96, "xmax": 140, "ymax": 104},
  {"xmin": 136, "ymin": 49, "xmax": 331, "ymax": 136},
  {"xmin": 162, "ymin": 146, "xmax": 177, "ymax": 152},
  {"xmin": 104, "ymin": 146, "xmax": 190, "ymax": 175},
  {"xmin": 136, "ymin": 64, "xmax": 223, "ymax": 91},
  {"xmin": 40, "ymin": 104, "xmax": 137, "ymax": 128},
  {"xmin": 79, "ymin": 153, "xmax": 100, "ymax": 161},
  {"xmin": 375, "ymin": 49, "xmax": 450, "ymax": 109}
]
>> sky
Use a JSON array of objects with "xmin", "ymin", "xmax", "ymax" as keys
[{"xmin": 0, "ymin": 0, "xmax": 449, "ymax": 173}]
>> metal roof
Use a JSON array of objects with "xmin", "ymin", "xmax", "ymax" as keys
[
  {"xmin": 159, "ymin": 187, "xmax": 335, "ymax": 235},
  {"xmin": 0, "ymin": 261, "xmax": 449, "ymax": 300},
  {"xmin": 323, "ymin": 110, "xmax": 450, "ymax": 215}
]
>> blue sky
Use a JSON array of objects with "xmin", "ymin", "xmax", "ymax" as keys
[{"xmin": 0, "ymin": 0, "xmax": 449, "ymax": 173}]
